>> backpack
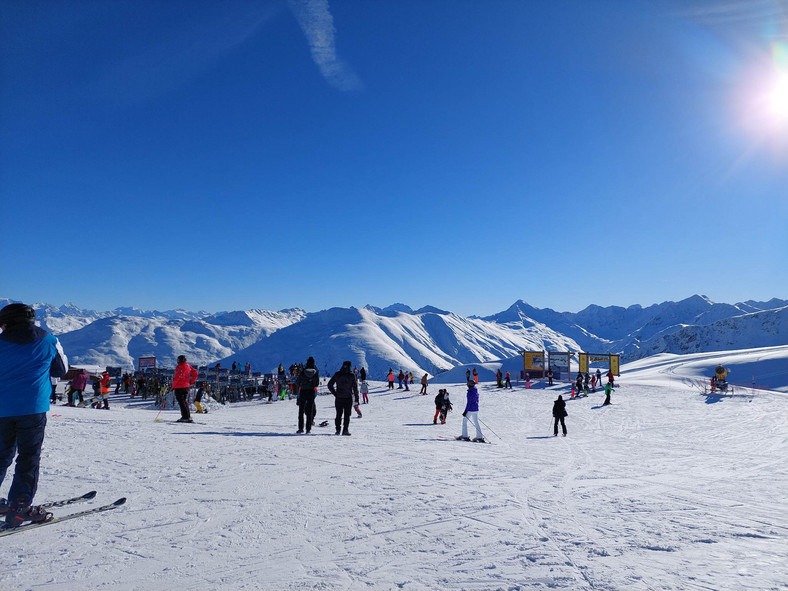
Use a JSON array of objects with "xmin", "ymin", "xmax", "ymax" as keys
[{"xmin": 298, "ymin": 368, "xmax": 319, "ymax": 392}]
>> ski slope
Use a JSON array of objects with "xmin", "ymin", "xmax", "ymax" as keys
[{"xmin": 0, "ymin": 351, "xmax": 786, "ymax": 590}]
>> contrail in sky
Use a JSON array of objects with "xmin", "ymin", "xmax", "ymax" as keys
[{"xmin": 287, "ymin": 0, "xmax": 363, "ymax": 91}]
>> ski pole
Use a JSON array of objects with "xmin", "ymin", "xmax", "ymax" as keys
[
  {"xmin": 476, "ymin": 415, "xmax": 501, "ymax": 440},
  {"xmin": 153, "ymin": 395, "xmax": 167, "ymax": 422}
]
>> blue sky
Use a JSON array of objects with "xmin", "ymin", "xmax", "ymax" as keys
[{"xmin": 2, "ymin": 0, "xmax": 787, "ymax": 316}]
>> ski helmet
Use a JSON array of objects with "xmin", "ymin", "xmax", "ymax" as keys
[{"xmin": 0, "ymin": 303, "xmax": 35, "ymax": 327}]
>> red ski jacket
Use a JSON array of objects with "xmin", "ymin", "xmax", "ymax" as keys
[{"xmin": 173, "ymin": 362, "xmax": 198, "ymax": 389}]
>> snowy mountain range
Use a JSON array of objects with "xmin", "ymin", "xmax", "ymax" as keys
[{"xmin": 2, "ymin": 296, "xmax": 786, "ymax": 381}]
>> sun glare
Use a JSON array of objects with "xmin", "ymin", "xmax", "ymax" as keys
[{"xmin": 769, "ymin": 72, "xmax": 788, "ymax": 122}]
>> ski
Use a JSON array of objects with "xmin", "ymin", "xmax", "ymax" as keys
[
  {"xmin": 42, "ymin": 490, "xmax": 97, "ymax": 509},
  {"xmin": 453, "ymin": 436, "xmax": 492, "ymax": 444},
  {"xmin": 0, "ymin": 497, "xmax": 126, "ymax": 538}
]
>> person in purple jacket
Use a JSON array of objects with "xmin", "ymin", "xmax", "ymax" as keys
[{"xmin": 458, "ymin": 381, "xmax": 485, "ymax": 443}]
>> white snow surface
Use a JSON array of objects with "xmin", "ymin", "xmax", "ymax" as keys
[{"xmin": 1, "ymin": 349, "xmax": 786, "ymax": 591}]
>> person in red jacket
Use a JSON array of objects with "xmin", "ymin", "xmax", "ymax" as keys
[{"xmin": 172, "ymin": 355, "xmax": 199, "ymax": 423}]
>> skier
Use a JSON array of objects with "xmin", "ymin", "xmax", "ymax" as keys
[
  {"xmin": 574, "ymin": 374, "xmax": 584, "ymax": 398},
  {"xmin": 505, "ymin": 371, "xmax": 512, "ymax": 389},
  {"xmin": 0, "ymin": 303, "xmax": 69, "ymax": 528},
  {"xmin": 607, "ymin": 370, "xmax": 615, "ymax": 388},
  {"xmin": 194, "ymin": 383, "xmax": 207, "ymax": 414},
  {"xmin": 70, "ymin": 368, "xmax": 89, "ymax": 407},
  {"xmin": 496, "ymin": 369, "xmax": 503, "ymax": 388},
  {"xmin": 583, "ymin": 373, "xmax": 590, "ymax": 396},
  {"xmin": 295, "ymin": 356, "xmax": 319, "ymax": 434},
  {"xmin": 547, "ymin": 367, "xmax": 554, "ymax": 386},
  {"xmin": 359, "ymin": 367, "xmax": 366, "ymax": 382},
  {"xmin": 596, "ymin": 368, "xmax": 603, "ymax": 387},
  {"xmin": 327, "ymin": 361, "xmax": 359, "ymax": 436},
  {"xmin": 458, "ymin": 381, "xmax": 485, "ymax": 442},
  {"xmin": 172, "ymin": 355, "xmax": 198, "ymax": 423},
  {"xmin": 420, "ymin": 374, "xmax": 428, "ymax": 395},
  {"xmin": 360, "ymin": 380, "xmax": 369, "ymax": 404},
  {"xmin": 603, "ymin": 382, "xmax": 612, "ymax": 406},
  {"xmin": 439, "ymin": 390, "xmax": 453, "ymax": 424},
  {"xmin": 433, "ymin": 390, "xmax": 445, "ymax": 424},
  {"xmin": 397, "ymin": 370, "xmax": 404, "ymax": 389},
  {"xmin": 387, "ymin": 369, "xmax": 395, "ymax": 390},
  {"xmin": 552, "ymin": 395, "xmax": 568, "ymax": 437},
  {"xmin": 99, "ymin": 371, "xmax": 111, "ymax": 409}
]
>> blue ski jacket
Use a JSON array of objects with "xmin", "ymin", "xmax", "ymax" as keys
[{"xmin": 0, "ymin": 324, "xmax": 68, "ymax": 417}]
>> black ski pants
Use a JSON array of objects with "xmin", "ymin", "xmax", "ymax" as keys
[
  {"xmin": 0, "ymin": 413, "xmax": 47, "ymax": 507},
  {"xmin": 299, "ymin": 397, "xmax": 315, "ymax": 432},
  {"xmin": 174, "ymin": 388, "xmax": 191, "ymax": 420},
  {"xmin": 553, "ymin": 416, "xmax": 567, "ymax": 436},
  {"xmin": 335, "ymin": 398, "xmax": 353, "ymax": 433}
]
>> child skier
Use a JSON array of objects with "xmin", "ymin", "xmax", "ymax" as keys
[
  {"xmin": 433, "ymin": 389, "xmax": 445, "ymax": 424},
  {"xmin": 360, "ymin": 380, "xmax": 369, "ymax": 404},
  {"xmin": 439, "ymin": 390, "xmax": 453, "ymax": 424}
]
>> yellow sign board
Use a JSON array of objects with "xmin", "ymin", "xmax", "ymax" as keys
[
  {"xmin": 578, "ymin": 353, "xmax": 588, "ymax": 374},
  {"xmin": 522, "ymin": 352, "xmax": 544, "ymax": 371}
]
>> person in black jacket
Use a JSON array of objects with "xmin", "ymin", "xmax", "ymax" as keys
[
  {"xmin": 327, "ymin": 361, "xmax": 359, "ymax": 436},
  {"xmin": 552, "ymin": 395, "xmax": 567, "ymax": 437},
  {"xmin": 295, "ymin": 357, "xmax": 319, "ymax": 434}
]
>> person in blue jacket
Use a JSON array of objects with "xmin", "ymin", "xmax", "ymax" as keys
[
  {"xmin": 0, "ymin": 303, "xmax": 68, "ymax": 528},
  {"xmin": 458, "ymin": 381, "xmax": 485, "ymax": 442}
]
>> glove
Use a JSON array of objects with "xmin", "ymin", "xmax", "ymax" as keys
[{"xmin": 462, "ymin": 411, "xmax": 467, "ymax": 417}]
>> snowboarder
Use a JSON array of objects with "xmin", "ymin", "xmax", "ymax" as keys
[
  {"xmin": 327, "ymin": 361, "xmax": 359, "ymax": 436},
  {"xmin": 459, "ymin": 381, "xmax": 484, "ymax": 442},
  {"xmin": 172, "ymin": 355, "xmax": 198, "ymax": 423},
  {"xmin": 295, "ymin": 357, "xmax": 319, "ymax": 434},
  {"xmin": 552, "ymin": 395, "xmax": 567, "ymax": 437},
  {"xmin": 0, "ymin": 303, "xmax": 69, "ymax": 528}
]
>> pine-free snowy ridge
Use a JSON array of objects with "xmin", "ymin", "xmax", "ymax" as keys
[
  {"xmin": 3, "ymin": 295, "xmax": 787, "ymax": 390},
  {"xmin": 0, "ymin": 350, "xmax": 785, "ymax": 590}
]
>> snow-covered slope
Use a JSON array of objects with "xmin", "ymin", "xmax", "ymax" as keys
[
  {"xmin": 0, "ymin": 349, "xmax": 784, "ymax": 590},
  {"xmin": 623, "ymin": 306, "xmax": 788, "ymax": 361},
  {"xmin": 217, "ymin": 306, "xmax": 581, "ymax": 378},
  {"xmin": 3, "ymin": 296, "xmax": 786, "ymax": 389},
  {"xmin": 56, "ymin": 309, "xmax": 306, "ymax": 369}
]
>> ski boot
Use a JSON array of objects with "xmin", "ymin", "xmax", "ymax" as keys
[
  {"xmin": 472, "ymin": 437, "xmax": 486, "ymax": 443},
  {"xmin": 342, "ymin": 430, "xmax": 351, "ymax": 436},
  {"xmin": 457, "ymin": 436, "xmax": 471, "ymax": 441},
  {"xmin": 0, "ymin": 498, "xmax": 8, "ymax": 516},
  {"xmin": 5, "ymin": 504, "xmax": 53, "ymax": 528}
]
